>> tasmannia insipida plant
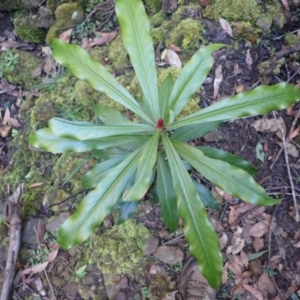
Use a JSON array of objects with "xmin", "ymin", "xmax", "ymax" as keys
[{"xmin": 29, "ymin": 0, "xmax": 300, "ymax": 288}]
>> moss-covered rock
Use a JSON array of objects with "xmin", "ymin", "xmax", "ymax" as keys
[
  {"xmin": 46, "ymin": 2, "xmax": 85, "ymax": 44},
  {"xmin": 0, "ymin": 0, "xmax": 40, "ymax": 10},
  {"xmin": 284, "ymin": 33, "xmax": 300, "ymax": 46},
  {"xmin": 107, "ymin": 35, "xmax": 130, "ymax": 70},
  {"xmin": 142, "ymin": 0, "xmax": 162, "ymax": 14},
  {"xmin": 14, "ymin": 16, "xmax": 46, "ymax": 43},
  {"xmin": 0, "ymin": 49, "xmax": 42, "ymax": 88}
]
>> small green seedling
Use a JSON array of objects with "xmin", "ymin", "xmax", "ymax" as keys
[{"xmin": 29, "ymin": 0, "xmax": 300, "ymax": 288}]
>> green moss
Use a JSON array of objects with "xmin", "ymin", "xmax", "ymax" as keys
[
  {"xmin": 89, "ymin": 219, "xmax": 150, "ymax": 276},
  {"xmin": 0, "ymin": 49, "xmax": 42, "ymax": 88},
  {"xmin": 204, "ymin": 0, "xmax": 262, "ymax": 22},
  {"xmin": 0, "ymin": 0, "xmax": 26, "ymax": 10},
  {"xmin": 142, "ymin": 0, "xmax": 162, "ymax": 14},
  {"xmin": 46, "ymin": 0, "xmax": 60, "ymax": 13},
  {"xmin": 14, "ymin": 16, "xmax": 46, "ymax": 43},
  {"xmin": 107, "ymin": 35, "xmax": 130, "ymax": 70},
  {"xmin": 258, "ymin": 58, "xmax": 285, "ymax": 76},
  {"xmin": 46, "ymin": 2, "xmax": 85, "ymax": 44},
  {"xmin": 232, "ymin": 21, "xmax": 261, "ymax": 41},
  {"xmin": 284, "ymin": 33, "xmax": 300, "ymax": 46},
  {"xmin": 151, "ymin": 11, "xmax": 166, "ymax": 28},
  {"xmin": 150, "ymin": 27, "xmax": 167, "ymax": 47}
]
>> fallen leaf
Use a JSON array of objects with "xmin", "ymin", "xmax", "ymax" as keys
[
  {"xmin": 252, "ymin": 117, "xmax": 285, "ymax": 134},
  {"xmin": 2, "ymin": 108, "xmax": 10, "ymax": 125},
  {"xmin": 229, "ymin": 206, "xmax": 237, "ymax": 226},
  {"xmin": 240, "ymin": 250, "xmax": 248, "ymax": 268},
  {"xmin": 246, "ymin": 49, "xmax": 253, "ymax": 70},
  {"xmin": 258, "ymin": 272, "xmax": 276, "ymax": 295},
  {"xmin": 293, "ymin": 240, "xmax": 300, "ymax": 247},
  {"xmin": 232, "ymin": 231, "xmax": 245, "ymax": 254},
  {"xmin": 213, "ymin": 64, "xmax": 223, "ymax": 99},
  {"xmin": 280, "ymin": 0, "xmax": 290, "ymax": 10},
  {"xmin": 219, "ymin": 233, "xmax": 228, "ymax": 249},
  {"xmin": 168, "ymin": 44, "xmax": 181, "ymax": 52},
  {"xmin": 0, "ymin": 124, "xmax": 12, "ymax": 137},
  {"xmin": 277, "ymin": 141, "xmax": 299, "ymax": 157},
  {"xmin": 163, "ymin": 49, "xmax": 182, "ymax": 68},
  {"xmin": 81, "ymin": 31, "xmax": 118, "ymax": 49},
  {"xmin": 7, "ymin": 117, "xmax": 21, "ymax": 128},
  {"xmin": 249, "ymin": 221, "xmax": 268, "ymax": 237},
  {"xmin": 59, "ymin": 28, "xmax": 73, "ymax": 43},
  {"xmin": 219, "ymin": 18, "xmax": 233, "ymax": 37},
  {"xmin": 233, "ymin": 62, "xmax": 242, "ymax": 75},
  {"xmin": 29, "ymin": 182, "xmax": 44, "ymax": 188},
  {"xmin": 243, "ymin": 283, "xmax": 264, "ymax": 300},
  {"xmin": 23, "ymin": 261, "xmax": 49, "ymax": 275},
  {"xmin": 289, "ymin": 125, "xmax": 300, "ymax": 140},
  {"xmin": 235, "ymin": 84, "xmax": 244, "ymax": 93},
  {"xmin": 252, "ymin": 237, "xmax": 264, "ymax": 252}
]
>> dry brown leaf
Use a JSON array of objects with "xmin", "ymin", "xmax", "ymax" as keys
[
  {"xmin": 163, "ymin": 49, "xmax": 182, "ymax": 68},
  {"xmin": 249, "ymin": 221, "xmax": 268, "ymax": 237},
  {"xmin": 235, "ymin": 84, "xmax": 244, "ymax": 93},
  {"xmin": 293, "ymin": 240, "xmax": 300, "ymax": 247},
  {"xmin": 227, "ymin": 256, "xmax": 243, "ymax": 279},
  {"xmin": 253, "ymin": 237, "xmax": 264, "ymax": 252},
  {"xmin": 258, "ymin": 272, "xmax": 276, "ymax": 295},
  {"xmin": 233, "ymin": 62, "xmax": 242, "ymax": 75},
  {"xmin": 232, "ymin": 231, "xmax": 245, "ymax": 255},
  {"xmin": 243, "ymin": 283, "xmax": 264, "ymax": 300},
  {"xmin": 23, "ymin": 261, "xmax": 49, "ymax": 275},
  {"xmin": 7, "ymin": 117, "xmax": 21, "ymax": 128},
  {"xmin": 47, "ymin": 249, "xmax": 59, "ymax": 262},
  {"xmin": 240, "ymin": 250, "xmax": 248, "ymax": 268},
  {"xmin": 81, "ymin": 31, "xmax": 118, "ymax": 49},
  {"xmin": 229, "ymin": 206, "xmax": 237, "ymax": 226},
  {"xmin": 2, "ymin": 107, "xmax": 10, "ymax": 125},
  {"xmin": 251, "ymin": 117, "xmax": 286, "ymax": 135},
  {"xmin": 215, "ymin": 186, "xmax": 234, "ymax": 202},
  {"xmin": 222, "ymin": 264, "xmax": 228, "ymax": 284},
  {"xmin": 289, "ymin": 125, "xmax": 300, "ymax": 140},
  {"xmin": 219, "ymin": 17, "xmax": 233, "ymax": 37},
  {"xmin": 277, "ymin": 141, "xmax": 299, "ymax": 157},
  {"xmin": 219, "ymin": 233, "xmax": 228, "ymax": 250},
  {"xmin": 0, "ymin": 124, "xmax": 12, "ymax": 137},
  {"xmin": 168, "ymin": 44, "xmax": 181, "ymax": 52},
  {"xmin": 236, "ymin": 203, "xmax": 255, "ymax": 215},
  {"xmin": 59, "ymin": 28, "xmax": 73, "ymax": 43},
  {"xmin": 29, "ymin": 182, "xmax": 44, "ymax": 188},
  {"xmin": 246, "ymin": 49, "xmax": 253, "ymax": 70},
  {"xmin": 213, "ymin": 64, "xmax": 223, "ymax": 99},
  {"xmin": 280, "ymin": 0, "xmax": 290, "ymax": 10}
]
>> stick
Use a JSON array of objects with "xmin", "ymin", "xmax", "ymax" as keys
[{"xmin": 0, "ymin": 184, "xmax": 23, "ymax": 300}]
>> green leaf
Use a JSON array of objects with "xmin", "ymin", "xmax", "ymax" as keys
[
  {"xmin": 156, "ymin": 153, "xmax": 178, "ymax": 232},
  {"xmin": 172, "ymin": 121, "xmax": 222, "ymax": 143},
  {"xmin": 125, "ymin": 130, "xmax": 160, "ymax": 201},
  {"xmin": 115, "ymin": 0, "xmax": 159, "ymax": 121},
  {"xmin": 168, "ymin": 44, "xmax": 224, "ymax": 118},
  {"xmin": 173, "ymin": 140, "xmax": 280, "ymax": 206},
  {"xmin": 118, "ymin": 201, "xmax": 140, "ymax": 224},
  {"xmin": 28, "ymin": 128, "xmax": 148, "ymax": 153},
  {"xmin": 93, "ymin": 147, "xmax": 131, "ymax": 160},
  {"xmin": 57, "ymin": 145, "xmax": 144, "ymax": 249},
  {"xmin": 82, "ymin": 155, "xmax": 128, "ymax": 189},
  {"xmin": 51, "ymin": 39, "xmax": 153, "ymax": 124},
  {"xmin": 193, "ymin": 180, "xmax": 219, "ymax": 210},
  {"xmin": 162, "ymin": 134, "xmax": 222, "ymax": 288},
  {"xmin": 197, "ymin": 146, "xmax": 258, "ymax": 175},
  {"xmin": 171, "ymin": 83, "xmax": 300, "ymax": 129},
  {"xmin": 48, "ymin": 118, "xmax": 153, "ymax": 140},
  {"xmin": 159, "ymin": 74, "xmax": 174, "ymax": 120},
  {"xmin": 93, "ymin": 104, "xmax": 132, "ymax": 125}
]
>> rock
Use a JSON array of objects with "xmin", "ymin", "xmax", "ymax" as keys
[
  {"xmin": 46, "ymin": 212, "xmax": 70, "ymax": 233},
  {"xmin": 256, "ymin": 17, "xmax": 272, "ymax": 33},
  {"xmin": 144, "ymin": 237, "xmax": 159, "ymax": 255},
  {"xmin": 155, "ymin": 246, "xmax": 184, "ymax": 265},
  {"xmin": 22, "ymin": 218, "xmax": 45, "ymax": 247}
]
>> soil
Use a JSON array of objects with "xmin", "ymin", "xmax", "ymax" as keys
[{"xmin": 1, "ymin": 1, "xmax": 300, "ymax": 300}]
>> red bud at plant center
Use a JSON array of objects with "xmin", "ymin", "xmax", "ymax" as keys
[{"xmin": 157, "ymin": 118, "xmax": 164, "ymax": 128}]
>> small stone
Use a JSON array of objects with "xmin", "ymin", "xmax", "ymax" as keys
[
  {"xmin": 155, "ymin": 246, "xmax": 184, "ymax": 265},
  {"xmin": 144, "ymin": 237, "xmax": 159, "ymax": 255},
  {"xmin": 256, "ymin": 17, "xmax": 272, "ymax": 33}
]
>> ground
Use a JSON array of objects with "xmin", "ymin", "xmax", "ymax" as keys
[{"xmin": 0, "ymin": 0, "xmax": 300, "ymax": 299}]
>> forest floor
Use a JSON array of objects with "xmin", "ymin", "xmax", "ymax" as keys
[{"xmin": 1, "ymin": 0, "xmax": 300, "ymax": 299}]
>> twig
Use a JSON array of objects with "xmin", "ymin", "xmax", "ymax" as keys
[
  {"xmin": 0, "ymin": 184, "xmax": 23, "ymax": 300},
  {"xmin": 273, "ymin": 112, "xmax": 299, "ymax": 221}
]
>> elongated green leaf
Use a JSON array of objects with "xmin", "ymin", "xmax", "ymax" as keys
[
  {"xmin": 171, "ymin": 83, "xmax": 300, "ymax": 129},
  {"xmin": 28, "ymin": 128, "xmax": 149, "ymax": 153},
  {"xmin": 115, "ymin": 0, "xmax": 159, "ymax": 121},
  {"xmin": 157, "ymin": 153, "xmax": 178, "ymax": 232},
  {"xmin": 168, "ymin": 44, "xmax": 224, "ymax": 118},
  {"xmin": 172, "ymin": 121, "xmax": 222, "ymax": 142},
  {"xmin": 173, "ymin": 140, "xmax": 280, "ymax": 206},
  {"xmin": 162, "ymin": 134, "xmax": 222, "ymax": 288},
  {"xmin": 125, "ymin": 130, "xmax": 160, "ymax": 201},
  {"xmin": 197, "ymin": 146, "xmax": 258, "ymax": 175},
  {"xmin": 93, "ymin": 104, "xmax": 132, "ymax": 125},
  {"xmin": 193, "ymin": 180, "xmax": 219, "ymax": 210},
  {"xmin": 94, "ymin": 147, "xmax": 131, "ymax": 160},
  {"xmin": 159, "ymin": 74, "xmax": 174, "ymax": 120},
  {"xmin": 118, "ymin": 200, "xmax": 140, "ymax": 224},
  {"xmin": 48, "ymin": 118, "xmax": 153, "ymax": 140},
  {"xmin": 82, "ymin": 155, "xmax": 128, "ymax": 189},
  {"xmin": 51, "ymin": 39, "xmax": 153, "ymax": 124},
  {"xmin": 57, "ymin": 145, "xmax": 144, "ymax": 249}
]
